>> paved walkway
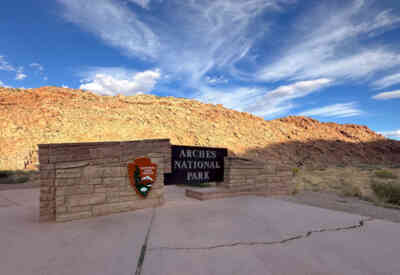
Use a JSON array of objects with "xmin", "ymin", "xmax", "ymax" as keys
[{"xmin": 1, "ymin": 187, "xmax": 400, "ymax": 275}]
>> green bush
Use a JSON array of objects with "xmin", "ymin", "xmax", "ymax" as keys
[
  {"xmin": 16, "ymin": 176, "xmax": 30, "ymax": 184},
  {"xmin": 374, "ymin": 170, "xmax": 397, "ymax": 179},
  {"xmin": 371, "ymin": 181, "xmax": 400, "ymax": 205},
  {"xmin": 292, "ymin": 167, "xmax": 300, "ymax": 176},
  {"xmin": 0, "ymin": 170, "xmax": 14, "ymax": 178}
]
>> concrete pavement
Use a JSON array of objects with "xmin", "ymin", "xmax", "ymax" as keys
[{"xmin": 1, "ymin": 187, "xmax": 400, "ymax": 275}]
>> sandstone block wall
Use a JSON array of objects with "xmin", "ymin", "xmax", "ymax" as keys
[
  {"xmin": 39, "ymin": 139, "xmax": 171, "ymax": 222},
  {"xmin": 222, "ymin": 157, "xmax": 292, "ymax": 195}
]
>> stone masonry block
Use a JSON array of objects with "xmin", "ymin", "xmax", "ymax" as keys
[
  {"xmin": 40, "ymin": 163, "xmax": 54, "ymax": 171},
  {"xmin": 56, "ymin": 206, "xmax": 67, "ymax": 214},
  {"xmin": 89, "ymin": 158, "xmax": 120, "ymax": 166},
  {"xmin": 245, "ymin": 178, "xmax": 256, "ymax": 185},
  {"xmin": 118, "ymin": 195, "xmax": 140, "ymax": 202},
  {"xmin": 94, "ymin": 185, "xmax": 106, "ymax": 193},
  {"xmin": 103, "ymin": 177, "xmax": 125, "ymax": 186},
  {"xmin": 101, "ymin": 166, "xmax": 124, "ymax": 178},
  {"xmin": 63, "ymin": 185, "xmax": 94, "ymax": 196},
  {"xmin": 56, "ymin": 178, "xmax": 79, "ymax": 186},
  {"xmin": 55, "ymin": 197, "xmax": 65, "ymax": 207},
  {"xmin": 56, "ymin": 168, "xmax": 82, "ymax": 178},
  {"xmin": 68, "ymin": 205, "xmax": 91, "ymax": 213},
  {"xmin": 82, "ymin": 166, "xmax": 103, "ymax": 179},
  {"xmin": 68, "ymin": 193, "xmax": 106, "ymax": 207},
  {"xmin": 55, "ymin": 161, "xmax": 89, "ymax": 169},
  {"xmin": 40, "ymin": 169, "xmax": 55, "ymax": 180},
  {"xmin": 106, "ymin": 192, "xmax": 120, "ymax": 203},
  {"xmin": 56, "ymin": 211, "xmax": 92, "ymax": 222}
]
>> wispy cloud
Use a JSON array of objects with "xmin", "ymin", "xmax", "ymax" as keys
[
  {"xmin": 80, "ymin": 68, "xmax": 160, "ymax": 95},
  {"xmin": 205, "ymin": 76, "xmax": 228, "ymax": 85},
  {"xmin": 15, "ymin": 73, "xmax": 27, "ymax": 80},
  {"xmin": 298, "ymin": 102, "xmax": 363, "ymax": 118},
  {"xmin": 196, "ymin": 78, "xmax": 333, "ymax": 118},
  {"xmin": 15, "ymin": 67, "xmax": 27, "ymax": 81},
  {"xmin": 379, "ymin": 129, "xmax": 400, "ymax": 139},
  {"xmin": 128, "ymin": 0, "xmax": 151, "ymax": 9},
  {"xmin": 372, "ymin": 72, "xmax": 400, "ymax": 89},
  {"xmin": 30, "ymin": 62, "xmax": 44, "ymax": 72},
  {"xmin": 1, "ymin": 56, "xmax": 28, "ymax": 81},
  {"xmin": 257, "ymin": 1, "xmax": 400, "ymax": 82},
  {"xmin": 57, "ymin": 0, "xmax": 294, "ymax": 85},
  {"xmin": 372, "ymin": 90, "xmax": 400, "ymax": 100},
  {"xmin": 57, "ymin": 0, "xmax": 159, "ymax": 58},
  {"xmin": 0, "ymin": 56, "xmax": 14, "ymax": 71}
]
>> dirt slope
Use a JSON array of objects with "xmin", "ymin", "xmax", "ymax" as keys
[{"xmin": 1, "ymin": 86, "xmax": 399, "ymax": 170}]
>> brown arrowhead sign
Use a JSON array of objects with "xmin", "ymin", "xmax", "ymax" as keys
[{"xmin": 127, "ymin": 157, "xmax": 157, "ymax": 198}]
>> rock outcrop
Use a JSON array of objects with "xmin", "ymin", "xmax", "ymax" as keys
[{"xmin": 1, "ymin": 86, "xmax": 399, "ymax": 170}]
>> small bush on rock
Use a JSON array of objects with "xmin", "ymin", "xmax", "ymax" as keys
[{"xmin": 375, "ymin": 170, "xmax": 397, "ymax": 179}]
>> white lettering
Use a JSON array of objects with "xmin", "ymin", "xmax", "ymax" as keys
[{"xmin": 174, "ymin": 160, "xmax": 181, "ymax": 169}]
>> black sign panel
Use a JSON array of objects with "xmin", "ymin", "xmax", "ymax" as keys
[{"xmin": 164, "ymin": 145, "xmax": 228, "ymax": 185}]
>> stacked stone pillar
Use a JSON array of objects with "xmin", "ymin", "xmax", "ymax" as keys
[
  {"xmin": 222, "ymin": 157, "xmax": 292, "ymax": 195},
  {"xmin": 39, "ymin": 139, "xmax": 171, "ymax": 222}
]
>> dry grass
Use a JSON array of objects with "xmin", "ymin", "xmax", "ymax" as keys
[{"xmin": 290, "ymin": 165, "xmax": 400, "ymax": 203}]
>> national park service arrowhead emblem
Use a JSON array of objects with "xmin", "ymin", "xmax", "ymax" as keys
[{"xmin": 128, "ymin": 157, "xmax": 157, "ymax": 198}]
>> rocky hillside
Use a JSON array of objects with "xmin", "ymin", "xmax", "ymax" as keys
[{"xmin": 1, "ymin": 86, "xmax": 399, "ymax": 170}]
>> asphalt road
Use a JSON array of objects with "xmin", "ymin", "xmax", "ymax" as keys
[{"xmin": 1, "ymin": 187, "xmax": 399, "ymax": 275}]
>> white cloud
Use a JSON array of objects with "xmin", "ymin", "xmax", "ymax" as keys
[
  {"xmin": 57, "ymin": 0, "xmax": 159, "ymax": 58},
  {"xmin": 57, "ymin": 0, "xmax": 294, "ymax": 88},
  {"xmin": 379, "ymin": 130, "xmax": 400, "ymax": 139},
  {"xmin": 298, "ymin": 102, "xmax": 363, "ymax": 118},
  {"xmin": 15, "ymin": 73, "xmax": 27, "ymax": 80},
  {"xmin": 30, "ymin": 62, "xmax": 44, "ymax": 72},
  {"xmin": 205, "ymin": 76, "xmax": 228, "ymax": 85},
  {"xmin": 62, "ymin": 84, "xmax": 69, "ymax": 88},
  {"xmin": 257, "ymin": 1, "xmax": 400, "ymax": 82},
  {"xmin": 372, "ymin": 73, "xmax": 400, "ymax": 89},
  {"xmin": 196, "ymin": 78, "xmax": 333, "ymax": 118},
  {"xmin": 372, "ymin": 90, "xmax": 400, "ymax": 100},
  {"xmin": 128, "ymin": 0, "xmax": 151, "ymax": 9},
  {"xmin": 80, "ymin": 68, "xmax": 160, "ymax": 95},
  {"xmin": 0, "ymin": 56, "xmax": 14, "ymax": 71}
]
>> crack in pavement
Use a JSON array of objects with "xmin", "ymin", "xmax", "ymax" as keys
[
  {"xmin": 150, "ymin": 218, "xmax": 374, "ymax": 251},
  {"xmin": 134, "ymin": 207, "xmax": 157, "ymax": 275}
]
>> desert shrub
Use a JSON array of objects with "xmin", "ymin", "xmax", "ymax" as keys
[
  {"xmin": 371, "ymin": 181, "xmax": 400, "ymax": 205},
  {"xmin": 292, "ymin": 167, "xmax": 300, "ymax": 176},
  {"xmin": 341, "ymin": 184, "xmax": 362, "ymax": 197},
  {"xmin": 15, "ymin": 176, "xmax": 30, "ymax": 184},
  {"xmin": 0, "ymin": 170, "xmax": 13, "ymax": 178},
  {"xmin": 374, "ymin": 170, "xmax": 397, "ymax": 179}
]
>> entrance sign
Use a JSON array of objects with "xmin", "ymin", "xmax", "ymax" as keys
[
  {"xmin": 128, "ymin": 157, "xmax": 157, "ymax": 197},
  {"xmin": 165, "ymin": 145, "xmax": 228, "ymax": 185}
]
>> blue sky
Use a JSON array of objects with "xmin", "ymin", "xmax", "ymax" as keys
[{"xmin": 1, "ymin": 0, "xmax": 400, "ymax": 139}]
